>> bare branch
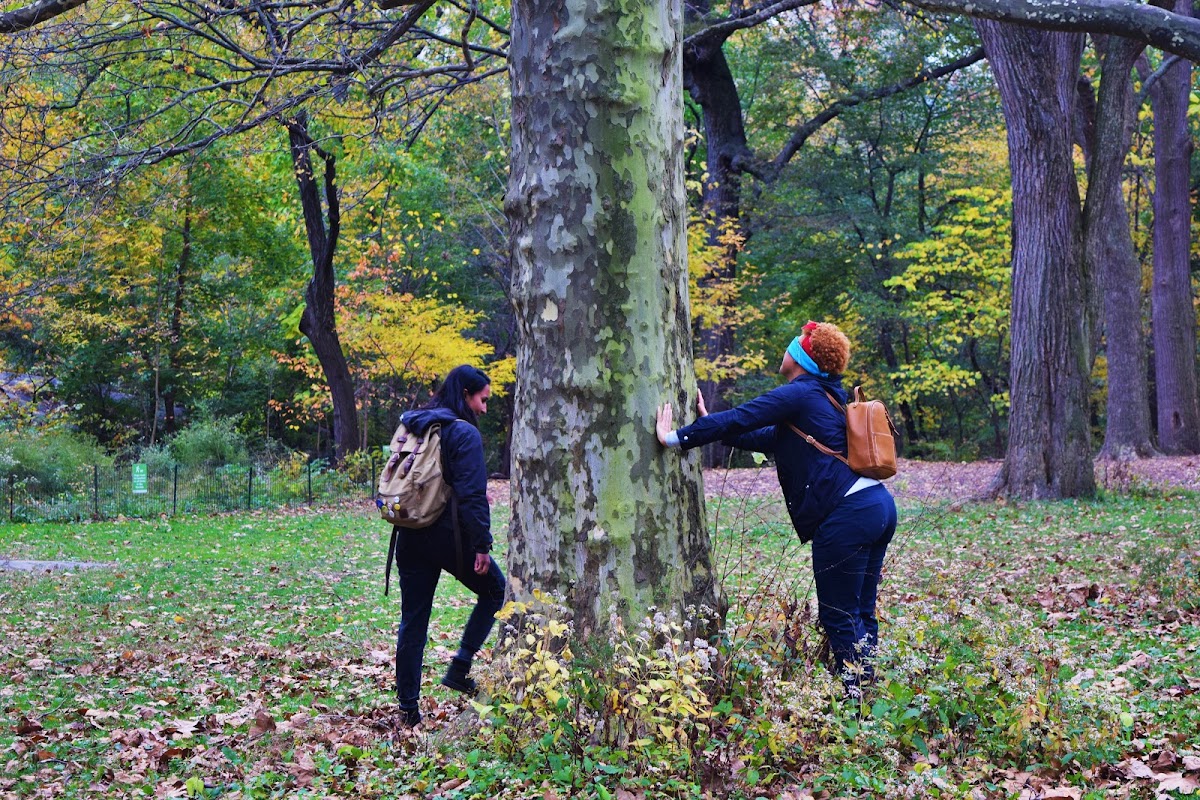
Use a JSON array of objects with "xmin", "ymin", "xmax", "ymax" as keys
[
  {"xmin": 902, "ymin": 0, "xmax": 1200, "ymax": 61},
  {"xmin": 768, "ymin": 46, "xmax": 988, "ymax": 177},
  {"xmin": 1136, "ymin": 53, "xmax": 1182, "ymax": 105},
  {"xmin": 685, "ymin": 0, "xmax": 821, "ymax": 49}
]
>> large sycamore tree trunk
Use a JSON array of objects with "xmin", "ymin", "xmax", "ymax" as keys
[
  {"xmin": 506, "ymin": 0, "xmax": 721, "ymax": 636},
  {"xmin": 976, "ymin": 23, "xmax": 1096, "ymax": 499},
  {"xmin": 1083, "ymin": 36, "xmax": 1157, "ymax": 459},
  {"xmin": 1149, "ymin": 0, "xmax": 1200, "ymax": 455},
  {"xmin": 286, "ymin": 112, "xmax": 360, "ymax": 464}
]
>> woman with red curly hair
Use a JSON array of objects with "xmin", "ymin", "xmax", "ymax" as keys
[{"xmin": 656, "ymin": 321, "xmax": 897, "ymax": 694}]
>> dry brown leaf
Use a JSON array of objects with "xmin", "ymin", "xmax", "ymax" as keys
[
  {"xmin": 162, "ymin": 718, "xmax": 198, "ymax": 738},
  {"xmin": 1157, "ymin": 773, "xmax": 1200, "ymax": 795},
  {"xmin": 776, "ymin": 787, "xmax": 816, "ymax": 800},
  {"xmin": 249, "ymin": 709, "xmax": 276, "ymax": 737},
  {"xmin": 15, "ymin": 716, "xmax": 43, "ymax": 736},
  {"xmin": 287, "ymin": 750, "xmax": 318, "ymax": 787},
  {"xmin": 1040, "ymin": 788, "xmax": 1081, "ymax": 799},
  {"xmin": 1114, "ymin": 651, "xmax": 1153, "ymax": 673}
]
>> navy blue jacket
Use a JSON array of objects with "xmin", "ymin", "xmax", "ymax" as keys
[
  {"xmin": 675, "ymin": 373, "xmax": 859, "ymax": 542},
  {"xmin": 400, "ymin": 408, "xmax": 493, "ymax": 554}
]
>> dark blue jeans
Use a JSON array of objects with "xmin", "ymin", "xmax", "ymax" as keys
[
  {"xmin": 810, "ymin": 484, "xmax": 897, "ymax": 687},
  {"xmin": 393, "ymin": 529, "xmax": 506, "ymax": 711}
]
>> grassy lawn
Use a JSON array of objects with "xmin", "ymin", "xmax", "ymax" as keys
[{"xmin": 1, "ymin": 489, "xmax": 1198, "ymax": 798}]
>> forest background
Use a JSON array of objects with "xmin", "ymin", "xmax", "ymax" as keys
[
  {"xmin": 2, "ymin": 2, "xmax": 1200, "ymax": 798},
  {"xmin": 1, "ymin": 0, "xmax": 1193, "ymax": 479}
]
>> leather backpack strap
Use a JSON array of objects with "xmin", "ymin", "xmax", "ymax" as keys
[
  {"xmin": 785, "ymin": 421, "xmax": 851, "ymax": 467},
  {"xmin": 824, "ymin": 391, "xmax": 846, "ymax": 415}
]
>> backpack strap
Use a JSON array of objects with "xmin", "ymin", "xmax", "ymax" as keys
[
  {"xmin": 786, "ymin": 389, "xmax": 851, "ymax": 465},
  {"xmin": 384, "ymin": 525, "xmax": 399, "ymax": 597},
  {"xmin": 439, "ymin": 420, "xmax": 467, "ymax": 571},
  {"xmin": 786, "ymin": 421, "xmax": 850, "ymax": 467},
  {"xmin": 824, "ymin": 391, "xmax": 846, "ymax": 415},
  {"xmin": 384, "ymin": 419, "xmax": 461, "ymax": 597},
  {"xmin": 384, "ymin": 503, "xmax": 464, "ymax": 596}
]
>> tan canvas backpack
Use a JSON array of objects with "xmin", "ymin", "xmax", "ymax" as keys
[
  {"xmin": 787, "ymin": 386, "xmax": 899, "ymax": 480},
  {"xmin": 377, "ymin": 419, "xmax": 465, "ymax": 596},
  {"xmin": 376, "ymin": 420, "xmax": 454, "ymax": 528}
]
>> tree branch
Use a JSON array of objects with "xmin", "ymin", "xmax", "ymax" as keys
[
  {"xmin": 902, "ymin": 0, "xmax": 1200, "ymax": 61},
  {"xmin": 0, "ymin": 0, "xmax": 89, "ymax": 34},
  {"xmin": 768, "ymin": 46, "xmax": 987, "ymax": 178},
  {"xmin": 1136, "ymin": 53, "xmax": 1183, "ymax": 106},
  {"xmin": 685, "ymin": 0, "xmax": 821, "ymax": 49}
]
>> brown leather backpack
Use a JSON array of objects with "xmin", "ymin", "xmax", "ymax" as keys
[{"xmin": 787, "ymin": 387, "xmax": 899, "ymax": 480}]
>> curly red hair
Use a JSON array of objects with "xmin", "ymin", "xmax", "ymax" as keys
[{"xmin": 802, "ymin": 322, "xmax": 851, "ymax": 375}]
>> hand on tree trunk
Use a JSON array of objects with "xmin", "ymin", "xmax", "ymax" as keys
[{"xmin": 656, "ymin": 404, "xmax": 675, "ymax": 446}]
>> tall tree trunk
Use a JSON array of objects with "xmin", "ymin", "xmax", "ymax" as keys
[
  {"xmin": 1082, "ymin": 36, "xmax": 1157, "ymax": 459},
  {"xmin": 976, "ymin": 23, "xmax": 1096, "ymax": 499},
  {"xmin": 1149, "ymin": 0, "xmax": 1200, "ymax": 454},
  {"xmin": 507, "ymin": 0, "xmax": 721, "ymax": 636},
  {"xmin": 286, "ymin": 112, "xmax": 360, "ymax": 464},
  {"xmin": 683, "ymin": 14, "xmax": 751, "ymax": 468}
]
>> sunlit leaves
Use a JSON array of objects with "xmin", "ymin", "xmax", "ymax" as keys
[
  {"xmin": 884, "ymin": 187, "xmax": 1012, "ymax": 412},
  {"xmin": 688, "ymin": 217, "xmax": 769, "ymax": 383}
]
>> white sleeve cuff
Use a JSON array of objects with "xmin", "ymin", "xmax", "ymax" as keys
[{"xmin": 664, "ymin": 430, "xmax": 681, "ymax": 448}]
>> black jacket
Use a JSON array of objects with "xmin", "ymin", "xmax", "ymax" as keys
[
  {"xmin": 674, "ymin": 373, "xmax": 859, "ymax": 542},
  {"xmin": 400, "ymin": 408, "xmax": 492, "ymax": 554}
]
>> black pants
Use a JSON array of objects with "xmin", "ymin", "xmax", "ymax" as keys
[
  {"xmin": 810, "ymin": 484, "xmax": 897, "ymax": 687},
  {"xmin": 393, "ymin": 528, "xmax": 506, "ymax": 710}
]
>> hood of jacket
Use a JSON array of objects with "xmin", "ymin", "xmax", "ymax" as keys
[{"xmin": 400, "ymin": 407, "xmax": 462, "ymax": 436}]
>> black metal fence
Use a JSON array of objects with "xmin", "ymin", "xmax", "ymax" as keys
[{"xmin": 1, "ymin": 460, "xmax": 379, "ymax": 523}]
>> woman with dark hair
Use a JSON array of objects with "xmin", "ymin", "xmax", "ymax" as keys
[
  {"xmin": 655, "ymin": 322, "xmax": 897, "ymax": 694},
  {"xmin": 393, "ymin": 364, "xmax": 506, "ymax": 727}
]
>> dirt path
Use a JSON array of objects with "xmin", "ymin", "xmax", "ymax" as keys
[
  {"xmin": 701, "ymin": 456, "xmax": 1200, "ymax": 502},
  {"xmin": 0, "ymin": 558, "xmax": 114, "ymax": 572},
  {"xmin": 488, "ymin": 455, "xmax": 1200, "ymax": 504}
]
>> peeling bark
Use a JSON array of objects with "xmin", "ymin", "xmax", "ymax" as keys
[
  {"xmin": 506, "ymin": 0, "xmax": 721, "ymax": 636},
  {"xmin": 976, "ymin": 22, "xmax": 1095, "ymax": 499}
]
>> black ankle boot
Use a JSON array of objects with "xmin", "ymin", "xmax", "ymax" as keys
[
  {"xmin": 398, "ymin": 706, "xmax": 421, "ymax": 727},
  {"xmin": 440, "ymin": 657, "xmax": 477, "ymax": 696}
]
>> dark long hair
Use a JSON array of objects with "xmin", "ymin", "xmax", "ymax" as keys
[{"xmin": 425, "ymin": 364, "xmax": 490, "ymax": 426}]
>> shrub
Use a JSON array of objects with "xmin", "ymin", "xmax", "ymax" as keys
[
  {"xmin": 0, "ymin": 429, "xmax": 112, "ymax": 493},
  {"xmin": 136, "ymin": 442, "xmax": 177, "ymax": 473},
  {"xmin": 168, "ymin": 417, "xmax": 249, "ymax": 466}
]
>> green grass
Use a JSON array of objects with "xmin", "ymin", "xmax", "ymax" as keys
[{"xmin": 1, "ymin": 490, "xmax": 1198, "ymax": 798}]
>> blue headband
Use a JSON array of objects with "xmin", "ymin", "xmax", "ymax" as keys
[{"xmin": 787, "ymin": 336, "xmax": 828, "ymax": 378}]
